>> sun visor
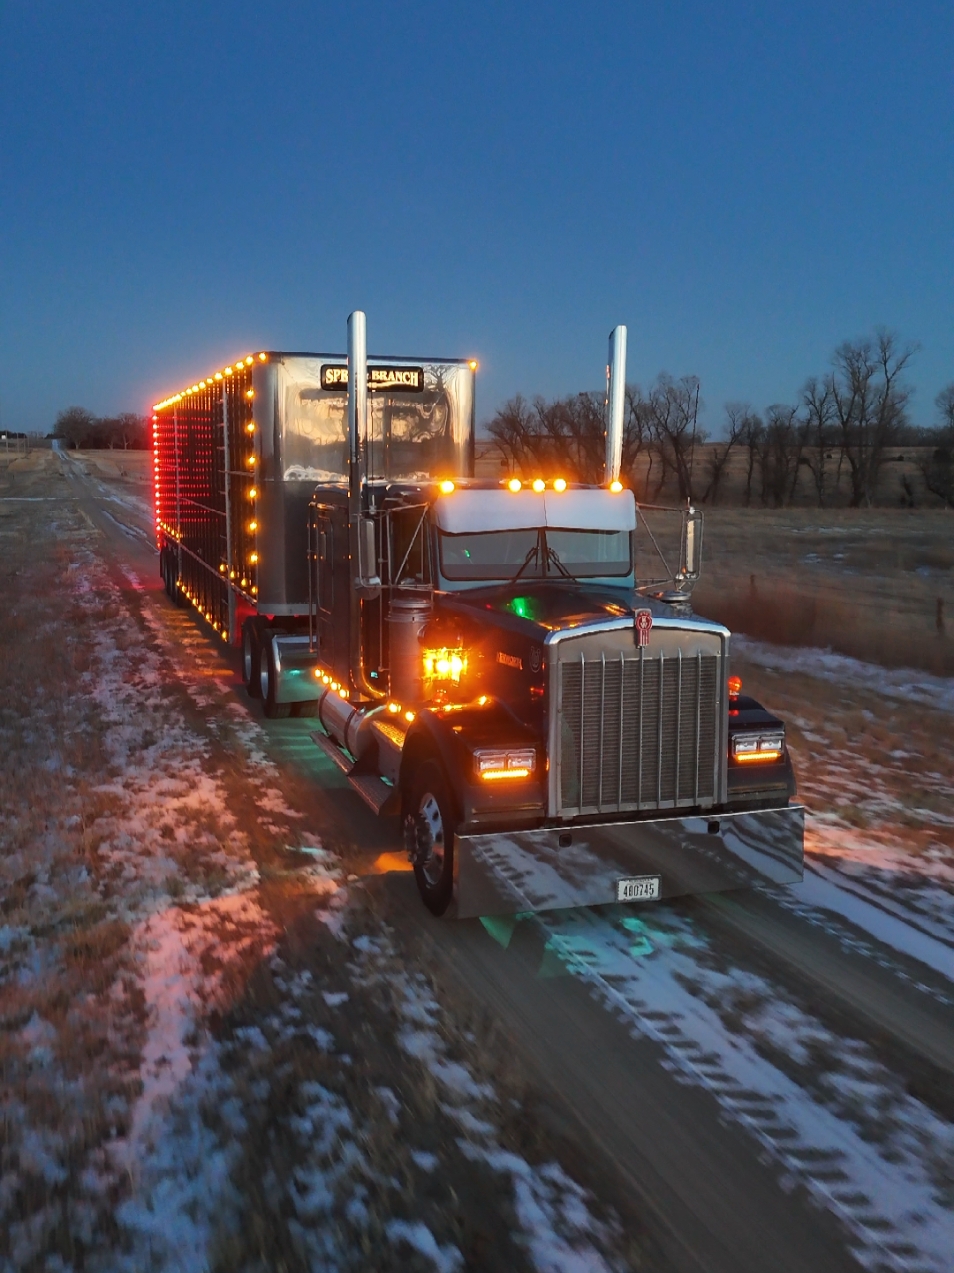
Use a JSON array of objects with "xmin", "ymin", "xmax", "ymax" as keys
[
  {"xmin": 434, "ymin": 489, "xmax": 546, "ymax": 532},
  {"xmin": 433, "ymin": 487, "xmax": 636, "ymax": 533},
  {"xmin": 543, "ymin": 488, "xmax": 636, "ymax": 531}
]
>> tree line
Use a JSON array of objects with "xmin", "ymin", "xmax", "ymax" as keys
[
  {"xmin": 53, "ymin": 406, "xmax": 150, "ymax": 450},
  {"xmin": 488, "ymin": 329, "xmax": 954, "ymax": 509}
]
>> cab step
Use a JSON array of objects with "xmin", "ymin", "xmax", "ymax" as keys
[
  {"xmin": 347, "ymin": 772, "xmax": 400, "ymax": 816},
  {"xmin": 310, "ymin": 731, "xmax": 399, "ymax": 815},
  {"xmin": 309, "ymin": 730, "xmax": 352, "ymax": 773}
]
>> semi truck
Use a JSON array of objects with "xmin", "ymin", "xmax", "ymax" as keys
[{"xmin": 152, "ymin": 314, "xmax": 804, "ymax": 918}]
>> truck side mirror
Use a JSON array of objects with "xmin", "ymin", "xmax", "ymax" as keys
[{"xmin": 681, "ymin": 507, "xmax": 703, "ymax": 583}]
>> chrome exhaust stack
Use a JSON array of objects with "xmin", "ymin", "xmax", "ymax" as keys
[
  {"xmin": 346, "ymin": 310, "xmax": 383, "ymax": 700},
  {"xmin": 605, "ymin": 324, "xmax": 627, "ymax": 484}
]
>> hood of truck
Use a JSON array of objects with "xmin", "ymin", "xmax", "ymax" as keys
[{"xmin": 434, "ymin": 581, "xmax": 702, "ymax": 641}]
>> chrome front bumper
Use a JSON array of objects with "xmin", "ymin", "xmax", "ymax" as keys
[{"xmin": 453, "ymin": 805, "xmax": 804, "ymax": 919}]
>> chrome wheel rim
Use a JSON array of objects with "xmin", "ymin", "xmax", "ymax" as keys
[
  {"xmin": 259, "ymin": 646, "xmax": 270, "ymax": 701},
  {"xmin": 415, "ymin": 792, "xmax": 445, "ymax": 886}
]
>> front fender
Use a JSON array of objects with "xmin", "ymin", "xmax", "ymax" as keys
[{"xmin": 399, "ymin": 703, "xmax": 545, "ymax": 827}]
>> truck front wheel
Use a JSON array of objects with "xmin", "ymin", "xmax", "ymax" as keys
[{"xmin": 405, "ymin": 760, "xmax": 457, "ymax": 916}]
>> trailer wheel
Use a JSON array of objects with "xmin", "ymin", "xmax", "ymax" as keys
[
  {"xmin": 160, "ymin": 549, "xmax": 174, "ymax": 599},
  {"xmin": 405, "ymin": 760, "xmax": 457, "ymax": 916},
  {"xmin": 260, "ymin": 638, "xmax": 291, "ymax": 719},
  {"xmin": 242, "ymin": 619, "xmax": 262, "ymax": 698}
]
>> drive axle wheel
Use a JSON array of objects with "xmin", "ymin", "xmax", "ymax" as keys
[
  {"xmin": 242, "ymin": 618, "xmax": 262, "ymax": 698},
  {"xmin": 405, "ymin": 760, "xmax": 457, "ymax": 916}
]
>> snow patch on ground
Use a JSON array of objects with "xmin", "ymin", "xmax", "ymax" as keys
[
  {"xmin": 734, "ymin": 636, "xmax": 954, "ymax": 716},
  {"xmin": 542, "ymin": 905, "xmax": 954, "ymax": 1273},
  {"xmin": 349, "ymin": 931, "xmax": 626, "ymax": 1272}
]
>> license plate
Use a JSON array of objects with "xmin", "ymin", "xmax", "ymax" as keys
[{"xmin": 616, "ymin": 875, "xmax": 661, "ymax": 902}]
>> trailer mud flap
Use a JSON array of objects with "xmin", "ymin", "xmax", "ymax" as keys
[{"xmin": 453, "ymin": 805, "xmax": 804, "ymax": 919}]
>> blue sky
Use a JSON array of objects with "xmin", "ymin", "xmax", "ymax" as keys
[{"xmin": 1, "ymin": 1, "xmax": 951, "ymax": 435}]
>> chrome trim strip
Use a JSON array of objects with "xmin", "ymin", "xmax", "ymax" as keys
[{"xmin": 543, "ymin": 615, "xmax": 731, "ymax": 646}]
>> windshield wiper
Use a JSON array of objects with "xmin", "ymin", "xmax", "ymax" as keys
[
  {"xmin": 507, "ymin": 540, "xmax": 542, "ymax": 585},
  {"xmin": 545, "ymin": 545, "xmax": 576, "ymax": 580}
]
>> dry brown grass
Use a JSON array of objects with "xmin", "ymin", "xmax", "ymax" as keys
[{"xmin": 692, "ymin": 507, "xmax": 954, "ymax": 674}]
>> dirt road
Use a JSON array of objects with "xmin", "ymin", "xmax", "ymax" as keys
[{"xmin": 1, "ymin": 450, "xmax": 951, "ymax": 1272}]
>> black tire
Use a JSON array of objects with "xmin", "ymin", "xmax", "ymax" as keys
[
  {"xmin": 260, "ymin": 638, "xmax": 291, "ymax": 719},
  {"xmin": 292, "ymin": 699, "xmax": 319, "ymax": 718},
  {"xmin": 405, "ymin": 759, "xmax": 457, "ymax": 916},
  {"xmin": 163, "ymin": 550, "xmax": 184, "ymax": 606},
  {"xmin": 242, "ymin": 618, "xmax": 262, "ymax": 698}
]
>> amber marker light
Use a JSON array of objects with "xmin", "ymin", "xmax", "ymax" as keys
[
  {"xmin": 250, "ymin": 552, "xmax": 259, "ymax": 564},
  {"xmin": 258, "ymin": 352, "xmax": 267, "ymax": 361},
  {"xmin": 387, "ymin": 701, "xmax": 400, "ymax": 713},
  {"xmin": 249, "ymin": 487, "xmax": 257, "ymax": 499},
  {"xmin": 553, "ymin": 478, "xmax": 567, "ymax": 492},
  {"xmin": 249, "ymin": 520, "xmax": 258, "ymax": 532},
  {"xmin": 246, "ymin": 422, "xmax": 256, "ymax": 434},
  {"xmin": 404, "ymin": 710, "xmax": 416, "ymax": 723},
  {"xmin": 609, "ymin": 479, "xmax": 624, "ymax": 493},
  {"xmin": 247, "ymin": 455, "xmax": 256, "ymax": 467},
  {"xmin": 531, "ymin": 478, "xmax": 545, "ymax": 493},
  {"xmin": 508, "ymin": 477, "xmax": 522, "ymax": 493},
  {"xmin": 439, "ymin": 479, "xmax": 455, "ymax": 494},
  {"xmin": 468, "ymin": 359, "xmax": 478, "ymax": 371}
]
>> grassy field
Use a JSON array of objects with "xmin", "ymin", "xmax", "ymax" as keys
[{"xmin": 691, "ymin": 507, "xmax": 954, "ymax": 675}]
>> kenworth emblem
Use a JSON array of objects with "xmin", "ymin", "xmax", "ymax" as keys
[{"xmin": 635, "ymin": 609, "xmax": 653, "ymax": 647}]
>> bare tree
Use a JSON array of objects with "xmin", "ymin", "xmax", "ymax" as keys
[
  {"xmin": 737, "ymin": 409, "xmax": 763, "ymax": 506},
  {"xmin": 53, "ymin": 406, "xmax": 97, "ymax": 449},
  {"xmin": 114, "ymin": 412, "xmax": 150, "ymax": 449},
  {"xmin": 488, "ymin": 384, "xmax": 653, "ymax": 487},
  {"xmin": 799, "ymin": 376, "xmax": 837, "ymax": 507},
  {"xmin": 756, "ymin": 405, "xmax": 802, "ymax": 507},
  {"xmin": 645, "ymin": 374, "xmax": 705, "ymax": 501},
  {"xmin": 700, "ymin": 403, "xmax": 747, "ymax": 504},
  {"xmin": 828, "ymin": 330, "xmax": 916, "ymax": 507},
  {"xmin": 488, "ymin": 392, "xmax": 604, "ymax": 482},
  {"xmin": 919, "ymin": 383, "xmax": 954, "ymax": 507},
  {"xmin": 622, "ymin": 384, "xmax": 652, "ymax": 492}
]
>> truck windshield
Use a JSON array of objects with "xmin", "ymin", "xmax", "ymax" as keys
[{"xmin": 439, "ymin": 529, "xmax": 631, "ymax": 581}]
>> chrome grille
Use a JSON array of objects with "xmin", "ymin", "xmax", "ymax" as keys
[{"xmin": 558, "ymin": 646, "xmax": 719, "ymax": 815}]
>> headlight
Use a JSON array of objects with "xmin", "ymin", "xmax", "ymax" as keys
[
  {"xmin": 474, "ymin": 748, "xmax": 536, "ymax": 781},
  {"xmin": 422, "ymin": 647, "xmax": 466, "ymax": 683},
  {"xmin": 732, "ymin": 732, "xmax": 784, "ymax": 763}
]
